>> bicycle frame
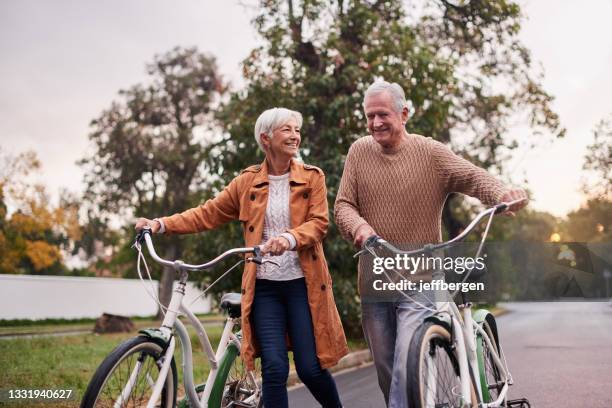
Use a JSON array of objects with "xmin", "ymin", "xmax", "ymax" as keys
[
  {"xmin": 437, "ymin": 298, "xmax": 511, "ymax": 407},
  {"xmin": 129, "ymin": 231, "xmax": 262, "ymax": 408},
  {"xmin": 361, "ymin": 198, "xmax": 526, "ymax": 408}
]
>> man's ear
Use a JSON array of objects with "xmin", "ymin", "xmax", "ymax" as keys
[{"xmin": 401, "ymin": 106, "xmax": 409, "ymax": 125}]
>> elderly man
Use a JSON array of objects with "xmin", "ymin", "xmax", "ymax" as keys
[{"xmin": 334, "ymin": 80, "xmax": 527, "ymax": 407}]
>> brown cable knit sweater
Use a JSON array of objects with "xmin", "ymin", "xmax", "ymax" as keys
[{"xmin": 334, "ymin": 134, "xmax": 508, "ymax": 289}]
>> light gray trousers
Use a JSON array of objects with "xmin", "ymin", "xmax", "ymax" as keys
[{"xmin": 361, "ymin": 292, "xmax": 434, "ymax": 408}]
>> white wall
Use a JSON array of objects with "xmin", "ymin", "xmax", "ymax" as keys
[{"xmin": 0, "ymin": 274, "xmax": 212, "ymax": 320}]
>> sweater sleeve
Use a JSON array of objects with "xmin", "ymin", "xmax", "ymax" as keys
[
  {"xmin": 334, "ymin": 143, "xmax": 370, "ymax": 242},
  {"xmin": 430, "ymin": 139, "xmax": 508, "ymax": 206}
]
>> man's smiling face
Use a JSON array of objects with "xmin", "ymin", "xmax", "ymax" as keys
[{"xmin": 364, "ymin": 91, "xmax": 408, "ymax": 149}]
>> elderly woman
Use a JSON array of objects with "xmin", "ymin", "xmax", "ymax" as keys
[{"xmin": 135, "ymin": 107, "xmax": 348, "ymax": 408}]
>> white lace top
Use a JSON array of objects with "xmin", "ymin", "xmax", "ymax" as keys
[{"xmin": 256, "ymin": 173, "xmax": 304, "ymax": 280}]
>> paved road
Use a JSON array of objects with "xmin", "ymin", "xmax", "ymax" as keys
[{"xmin": 288, "ymin": 301, "xmax": 612, "ymax": 407}]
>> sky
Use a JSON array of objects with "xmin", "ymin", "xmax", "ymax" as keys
[{"xmin": 0, "ymin": 0, "xmax": 611, "ymax": 217}]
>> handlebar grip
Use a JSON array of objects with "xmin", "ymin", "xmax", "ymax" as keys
[
  {"xmin": 134, "ymin": 227, "xmax": 153, "ymax": 247},
  {"xmin": 363, "ymin": 235, "xmax": 381, "ymax": 249},
  {"xmin": 494, "ymin": 203, "xmax": 509, "ymax": 214},
  {"xmin": 250, "ymin": 246, "xmax": 264, "ymax": 265}
]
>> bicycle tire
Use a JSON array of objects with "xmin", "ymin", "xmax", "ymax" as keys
[
  {"xmin": 407, "ymin": 321, "xmax": 476, "ymax": 408},
  {"xmin": 80, "ymin": 335, "xmax": 178, "ymax": 408},
  {"xmin": 477, "ymin": 320, "xmax": 504, "ymax": 403}
]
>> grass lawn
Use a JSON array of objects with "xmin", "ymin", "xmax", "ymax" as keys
[
  {"xmin": 0, "ymin": 320, "xmax": 225, "ymax": 407},
  {"xmin": 0, "ymin": 314, "xmax": 224, "ymax": 336},
  {"xmin": 0, "ymin": 319, "xmax": 367, "ymax": 407}
]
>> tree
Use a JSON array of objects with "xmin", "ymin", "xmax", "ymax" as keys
[
  {"xmin": 562, "ymin": 198, "xmax": 612, "ymax": 243},
  {"xmin": 0, "ymin": 149, "xmax": 80, "ymax": 274},
  {"xmin": 582, "ymin": 115, "xmax": 611, "ymax": 199},
  {"xmin": 79, "ymin": 47, "xmax": 226, "ymax": 316},
  {"xmin": 212, "ymin": 0, "xmax": 563, "ymax": 335}
]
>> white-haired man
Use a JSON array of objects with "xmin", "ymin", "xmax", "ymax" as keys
[{"xmin": 334, "ymin": 80, "xmax": 527, "ymax": 407}]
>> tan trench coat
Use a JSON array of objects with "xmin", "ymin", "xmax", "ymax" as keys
[{"xmin": 161, "ymin": 159, "xmax": 349, "ymax": 370}]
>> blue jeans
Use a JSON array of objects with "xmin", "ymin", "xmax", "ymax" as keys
[
  {"xmin": 361, "ymin": 291, "xmax": 434, "ymax": 408},
  {"xmin": 252, "ymin": 278, "xmax": 342, "ymax": 408}
]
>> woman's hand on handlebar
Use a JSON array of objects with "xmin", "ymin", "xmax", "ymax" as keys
[
  {"xmin": 135, "ymin": 217, "xmax": 162, "ymax": 234},
  {"xmin": 262, "ymin": 236, "xmax": 291, "ymax": 256},
  {"xmin": 500, "ymin": 189, "xmax": 529, "ymax": 216}
]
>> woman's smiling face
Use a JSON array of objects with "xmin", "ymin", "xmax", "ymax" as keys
[{"xmin": 265, "ymin": 117, "xmax": 301, "ymax": 157}]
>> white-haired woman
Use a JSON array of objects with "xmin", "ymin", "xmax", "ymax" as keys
[{"xmin": 136, "ymin": 107, "xmax": 348, "ymax": 407}]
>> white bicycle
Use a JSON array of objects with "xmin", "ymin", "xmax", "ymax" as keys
[
  {"xmin": 80, "ymin": 227, "xmax": 274, "ymax": 408},
  {"xmin": 357, "ymin": 199, "xmax": 531, "ymax": 408}
]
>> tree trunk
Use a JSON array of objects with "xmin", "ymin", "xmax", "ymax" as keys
[{"xmin": 156, "ymin": 241, "xmax": 181, "ymax": 320}]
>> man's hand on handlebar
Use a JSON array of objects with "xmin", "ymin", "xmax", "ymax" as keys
[
  {"xmin": 135, "ymin": 217, "xmax": 162, "ymax": 234},
  {"xmin": 500, "ymin": 189, "xmax": 529, "ymax": 216},
  {"xmin": 354, "ymin": 224, "xmax": 377, "ymax": 249}
]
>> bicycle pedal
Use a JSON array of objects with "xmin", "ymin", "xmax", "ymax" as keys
[{"xmin": 506, "ymin": 397, "xmax": 531, "ymax": 408}]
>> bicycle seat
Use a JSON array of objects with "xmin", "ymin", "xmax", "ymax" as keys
[{"xmin": 220, "ymin": 293, "xmax": 242, "ymax": 318}]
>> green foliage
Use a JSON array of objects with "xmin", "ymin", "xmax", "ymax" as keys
[
  {"xmin": 562, "ymin": 198, "xmax": 612, "ymax": 243},
  {"xmin": 558, "ymin": 116, "xmax": 612, "ymax": 243},
  {"xmin": 78, "ymin": 1, "xmax": 565, "ymax": 335},
  {"xmin": 483, "ymin": 207, "xmax": 559, "ymax": 243},
  {"xmin": 212, "ymin": 0, "xmax": 563, "ymax": 337},
  {"xmin": 79, "ymin": 47, "xmax": 228, "ymax": 311},
  {"xmin": 79, "ymin": 47, "xmax": 225, "ymax": 222}
]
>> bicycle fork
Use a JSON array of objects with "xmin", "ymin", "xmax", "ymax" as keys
[
  {"xmin": 451, "ymin": 317, "xmax": 474, "ymax": 407},
  {"xmin": 461, "ymin": 306, "xmax": 483, "ymax": 403}
]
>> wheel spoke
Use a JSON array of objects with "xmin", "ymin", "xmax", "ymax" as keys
[
  {"xmin": 81, "ymin": 338, "xmax": 175, "ymax": 408},
  {"xmin": 481, "ymin": 323, "xmax": 503, "ymax": 401},
  {"xmin": 221, "ymin": 353, "xmax": 261, "ymax": 408},
  {"xmin": 411, "ymin": 324, "xmax": 463, "ymax": 408}
]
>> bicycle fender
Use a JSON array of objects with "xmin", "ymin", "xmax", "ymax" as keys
[
  {"xmin": 424, "ymin": 313, "xmax": 452, "ymax": 332},
  {"xmin": 472, "ymin": 309, "xmax": 500, "ymax": 347},
  {"xmin": 138, "ymin": 328, "xmax": 172, "ymax": 347},
  {"xmin": 473, "ymin": 309, "xmax": 504, "ymax": 403},
  {"xmin": 208, "ymin": 342, "xmax": 240, "ymax": 408}
]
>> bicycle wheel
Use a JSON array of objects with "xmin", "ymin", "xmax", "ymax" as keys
[
  {"xmin": 80, "ymin": 336, "xmax": 178, "ymax": 408},
  {"xmin": 407, "ymin": 321, "xmax": 474, "ymax": 408},
  {"xmin": 477, "ymin": 320, "xmax": 503, "ymax": 403},
  {"xmin": 221, "ymin": 350, "xmax": 262, "ymax": 408},
  {"xmin": 207, "ymin": 341, "xmax": 261, "ymax": 408}
]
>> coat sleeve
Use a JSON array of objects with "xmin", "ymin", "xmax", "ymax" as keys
[
  {"xmin": 160, "ymin": 177, "xmax": 241, "ymax": 234},
  {"xmin": 287, "ymin": 171, "xmax": 329, "ymax": 249},
  {"xmin": 334, "ymin": 144, "xmax": 370, "ymax": 242},
  {"xmin": 430, "ymin": 139, "xmax": 508, "ymax": 205}
]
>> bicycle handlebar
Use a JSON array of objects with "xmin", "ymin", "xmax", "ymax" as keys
[
  {"xmin": 135, "ymin": 227, "xmax": 263, "ymax": 272},
  {"xmin": 355, "ymin": 198, "xmax": 527, "ymax": 258}
]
